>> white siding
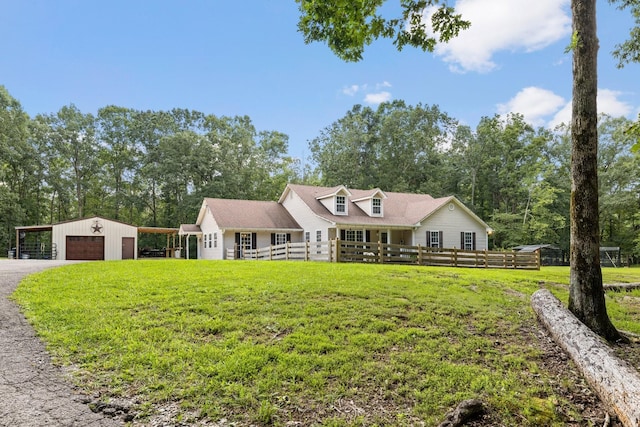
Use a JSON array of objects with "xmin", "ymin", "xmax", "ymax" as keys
[
  {"xmin": 199, "ymin": 208, "xmax": 224, "ymax": 260},
  {"xmin": 414, "ymin": 202, "xmax": 488, "ymax": 250},
  {"xmin": 52, "ymin": 217, "xmax": 138, "ymax": 260},
  {"xmin": 281, "ymin": 190, "xmax": 332, "ymax": 239}
]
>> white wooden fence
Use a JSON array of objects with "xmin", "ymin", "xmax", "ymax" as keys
[{"xmin": 227, "ymin": 240, "xmax": 540, "ymax": 270}]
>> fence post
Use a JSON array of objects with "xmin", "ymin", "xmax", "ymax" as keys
[
  {"xmin": 335, "ymin": 239, "xmax": 341, "ymax": 263},
  {"xmin": 378, "ymin": 241, "xmax": 383, "ymax": 264},
  {"xmin": 453, "ymin": 248, "xmax": 458, "ymax": 267},
  {"xmin": 305, "ymin": 241, "xmax": 309, "ymax": 261},
  {"xmin": 417, "ymin": 244, "xmax": 423, "ymax": 265},
  {"xmin": 512, "ymin": 250, "xmax": 517, "ymax": 269},
  {"xmin": 285, "ymin": 242, "xmax": 290, "ymax": 260},
  {"xmin": 536, "ymin": 249, "xmax": 541, "ymax": 270},
  {"xmin": 484, "ymin": 249, "xmax": 488, "ymax": 268}
]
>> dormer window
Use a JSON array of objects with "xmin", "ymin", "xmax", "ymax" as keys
[
  {"xmin": 336, "ymin": 195, "xmax": 347, "ymax": 215},
  {"xmin": 372, "ymin": 198, "xmax": 382, "ymax": 215}
]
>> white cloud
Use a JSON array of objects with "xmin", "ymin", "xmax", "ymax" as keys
[
  {"xmin": 364, "ymin": 91, "xmax": 392, "ymax": 105},
  {"xmin": 549, "ymin": 89, "xmax": 633, "ymax": 128},
  {"xmin": 597, "ymin": 89, "xmax": 633, "ymax": 117},
  {"xmin": 342, "ymin": 84, "xmax": 360, "ymax": 96},
  {"xmin": 341, "ymin": 82, "xmax": 393, "ymax": 105},
  {"xmin": 497, "ymin": 87, "xmax": 566, "ymax": 127},
  {"xmin": 548, "ymin": 102, "xmax": 572, "ymax": 129},
  {"xmin": 498, "ymin": 87, "xmax": 635, "ymax": 128},
  {"xmin": 423, "ymin": 0, "xmax": 571, "ymax": 73}
]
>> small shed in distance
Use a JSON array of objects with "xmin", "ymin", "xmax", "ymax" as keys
[{"xmin": 513, "ymin": 244, "xmax": 567, "ymax": 266}]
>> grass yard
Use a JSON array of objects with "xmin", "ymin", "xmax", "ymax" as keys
[{"xmin": 12, "ymin": 261, "xmax": 640, "ymax": 426}]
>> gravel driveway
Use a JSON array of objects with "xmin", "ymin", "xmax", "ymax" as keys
[{"xmin": 0, "ymin": 260, "xmax": 122, "ymax": 427}]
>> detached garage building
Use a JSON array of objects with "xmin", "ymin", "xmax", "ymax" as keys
[{"xmin": 15, "ymin": 216, "xmax": 138, "ymax": 261}]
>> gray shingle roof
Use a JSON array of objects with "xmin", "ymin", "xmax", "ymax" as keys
[
  {"xmin": 285, "ymin": 184, "xmax": 455, "ymax": 227},
  {"xmin": 204, "ymin": 198, "xmax": 302, "ymax": 230}
]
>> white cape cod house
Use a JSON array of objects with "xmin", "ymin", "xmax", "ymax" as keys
[{"xmin": 181, "ymin": 184, "xmax": 492, "ymax": 260}]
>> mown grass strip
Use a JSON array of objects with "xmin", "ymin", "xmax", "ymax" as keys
[{"xmin": 12, "ymin": 261, "xmax": 640, "ymax": 426}]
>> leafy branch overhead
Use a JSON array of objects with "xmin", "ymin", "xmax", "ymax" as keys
[
  {"xmin": 609, "ymin": 0, "xmax": 640, "ymax": 66},
  {"xmin": 295, "ymin": 0, "xmax": 470, "ymax": 61}
]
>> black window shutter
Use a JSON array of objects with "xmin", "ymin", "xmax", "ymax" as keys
[
  {"xmin": 252, "ymin": 233, "xmax": 257, "ymax": 249},
  {"xmin": 286, "ymin": 233, "xmax": 291, "ymax": 242},
  {"xmin": 425, "ymin": 230, "xmax": 430, "ymax": 246},
  {"xmin": 271, "ymin": 233, "xmax": 275, "ymax": 245},
  {"xmin": 365, "ymin": 230, "xmax": 371, "ymax": 242},
  {"xmin": 439, "ymin": 231, "xmax": 443, "ymax": 248},
  {"xmin": 472, "ymin": 232, "xmax": 476, "ymax": 250},
  {"xmin": 235, "ymin": 233, "xmax": 241, "ymax": 258},
  {"xmin": 460, "ymin": 232, "xmax": 464, "ymax": 249},
  {"xmin": 340, "ymin": 229, "xmax": 346, "ymax": 240}
]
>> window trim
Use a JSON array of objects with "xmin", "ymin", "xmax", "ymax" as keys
[
  {"xmin": 335, "ymin": 195, "xmax": 347, "ymax": 215},
  {"xmin": 275, "ymin": 232, "xmax": 287, "ymax": 246},
  {"xmin": 372, "ymin": 197, "xmax": 382, "ymax": 216}
]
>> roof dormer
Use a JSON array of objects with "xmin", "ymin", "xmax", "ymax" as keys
[
  {"xmin": 316, "ymin": 185, "xmax": 352, "ymax": 216},
  {"xmin": 351, "ymin": 189, "xmax": 387, "ymax": 217}
]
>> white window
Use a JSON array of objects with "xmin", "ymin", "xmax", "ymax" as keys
[
  {"xmin": 429, "ymin": 231, "xmax": 440, "ymax": 248},
  {"xmin": 305, "ymin": 232, "xmax": 310, "ymax": 242},
  {"xmin": 463, "ymin": 232, "xmax": 474, "ymax": 250},
  {"xmin": 316, "ymin": 230, "xmax": 322, "ymax": 242},
  {"xmin": 336, "ymin": 195, "xmax": 346, "ymax": 214},
  {"xmin": 213, "ymin": 232, "xmax": 217, "ymax": 248},
  {"xmin": 345, "ymin": 230, "xmax": 363, "ymax": 242},
  {"xmin": 372, "ymin": 198, "xmax": 381, "ymax": 215},
  {"xmin": 275, "ymin": 233, "xmax": 287, "ymax": 245}
]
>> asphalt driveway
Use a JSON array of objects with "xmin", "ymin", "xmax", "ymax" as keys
[{"xmin": 0, "ymin": 260, "xmax": 122, "ymax": 427}]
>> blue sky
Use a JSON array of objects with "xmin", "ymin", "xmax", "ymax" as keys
[{"xmin": 1, "ymin": 0, "xmax": 638, "ymax": 159}]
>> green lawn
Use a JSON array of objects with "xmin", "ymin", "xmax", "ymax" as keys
[{"xmin": 12, "ymin": 261, "xmax": 640, "ymax": 426}]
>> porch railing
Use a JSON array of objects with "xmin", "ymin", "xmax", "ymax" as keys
[{"xmin": 227, "ymin": 240, "xmax": 540, "ymax": 270}]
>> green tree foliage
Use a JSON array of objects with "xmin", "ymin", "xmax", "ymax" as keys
[
  {"xmin": 0, "ymin": 86, "xmax": 37, "ymax": 250},
  {"xmin": 609, "ymin": 0, "xmax": 640, "ymax": 66},
  {"xmin": 34, "ymin": 105, "xmax": 98, "ymax": 220},
  {"xmin": 0, "ymin": 88, "xmax": 312, "ymax": 252},
  {"xmin": 310, "ymin": 101, "xmax": 456, "ymax": 192},
  {"xmin": 296, "ymin": 0, "xmax": 469, "ymax": 61}
]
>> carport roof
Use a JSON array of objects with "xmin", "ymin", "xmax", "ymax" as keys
[
  {"xmin": 138, "ymin": 227, "xmax": 179, "ymax": 234},
  {"xmin": 15, "ymin": 225, "xmax": 53, "ymax": 232}
]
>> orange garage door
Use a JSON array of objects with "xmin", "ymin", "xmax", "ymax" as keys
[{"xmin": 66, "ymin": 236, "xmax": 105, "ymax": 260}]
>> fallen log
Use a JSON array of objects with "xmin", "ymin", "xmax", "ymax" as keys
[
  {"xmin": 531, "ymin": 289, "xmax": 640, "ymax": 427},
  {"xmin": 604, "ymin": 283, "xmax": 640, "ymax": 292}
]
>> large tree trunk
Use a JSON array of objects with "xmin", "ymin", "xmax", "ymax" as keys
[{"xmin": 569, "ymin": 0, "xmax": 622, "ymax": 341}]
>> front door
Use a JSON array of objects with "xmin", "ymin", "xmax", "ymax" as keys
[
  {"xmin": 240, "ymin": 232, "xmax": 252, "ymax": 258},
  {"xmin": 122, "ymin": 237, "xmax": 135, "ymax": 259}
]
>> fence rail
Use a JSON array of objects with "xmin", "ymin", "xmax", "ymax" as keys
[
  {"xmin": 229, "ymin": 240, "xmax": 540, "ymax": 270},
  {"xmin": 11, "ymin": 243, "xmax": 58, "ymax": 260}
]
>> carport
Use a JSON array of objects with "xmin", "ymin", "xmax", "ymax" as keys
[{"xmin": 13, "ymin": 225, "xmax": 55, "ymax": 260}]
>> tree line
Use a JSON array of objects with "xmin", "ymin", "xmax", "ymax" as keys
[{"xmin": 1, "ymin": 86, "xmax": 638, "ymax": 257}]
